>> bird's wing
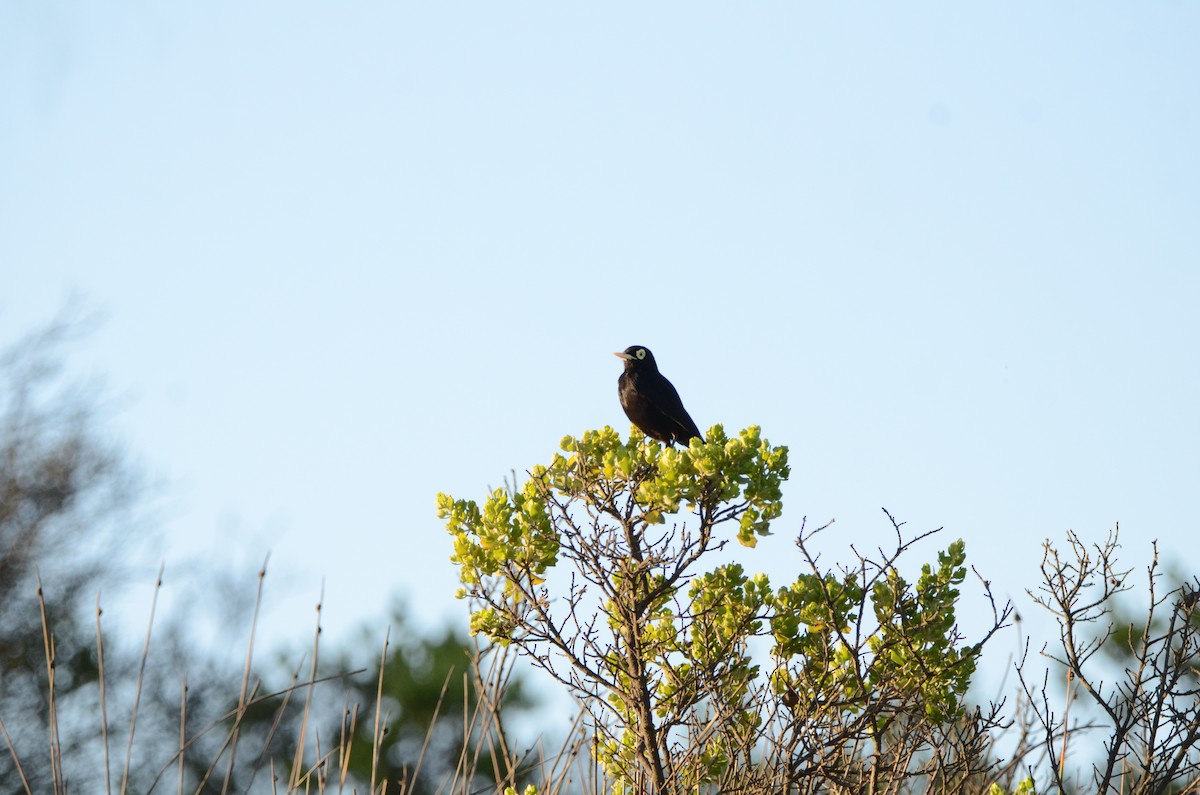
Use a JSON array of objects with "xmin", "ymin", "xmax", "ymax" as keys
[{"xmin": 658, "ymin": 381, "xmax": 703, "ymax": 440}]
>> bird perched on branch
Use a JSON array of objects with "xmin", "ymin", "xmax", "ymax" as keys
[{"xmin": 614, "ymin": 345, "xmax": 704, "ymax": 446}]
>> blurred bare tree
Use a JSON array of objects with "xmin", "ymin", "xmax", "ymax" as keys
[{"xmin": 0, "ymin": 309, "xmax": 142, "ymax": 791}]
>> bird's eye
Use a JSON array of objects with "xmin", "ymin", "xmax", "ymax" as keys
[{"xmin": 636, "ymin": 349, "xmax": 646, "ymax": 359}]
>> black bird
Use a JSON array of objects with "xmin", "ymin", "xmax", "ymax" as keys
[{"xmin": 614, "ymin": 345, "xmax": 704, "ymax": 446}]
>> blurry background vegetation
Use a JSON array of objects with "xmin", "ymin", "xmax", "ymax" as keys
[{"xmin": 0, "ymin": 312, "xmax": 540, "ymax": 793}]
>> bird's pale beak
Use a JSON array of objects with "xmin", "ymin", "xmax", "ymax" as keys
[{"xmin": 613, "ymin": 351, "xmax": 633, "ymax": 361}]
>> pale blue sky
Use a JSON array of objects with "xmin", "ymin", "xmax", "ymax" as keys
[{"xmin": 3, "ymin": 3, "xmax": 1198, "ymax": 681}]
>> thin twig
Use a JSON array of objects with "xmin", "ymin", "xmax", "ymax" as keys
[
  {"xmin": 0, "ymin": 713, "xmax": 33, "ymax": 795},
  {"xmin": 221, "ymin": 553, "xmax": 270, "ymax": 795},
  {"xmin": 337, "ymin": 704, "xmax": 358, "ymax": 795},
  {"xmin": 178, "ymin": 673, "xmax": 187, "ymax": 795},
  {"xmin": 1059, "ymin": 667, "xmax": 1074, "ymax": 776},
  {"xmin": 121, "ymin": 563, "xmax": 165, "ymax": 795},
  {"xmin": 370, "ymin": 625, "xmax": 391, "ymax": 794},
  {"xmin": 36, "ymin": 569, "xmax": 65, "ymax": 794},
  {"xmin": 97, "ymin": 591, "xmax": 113, "ymax": 795},
  {"xmin": 288, "ymin": 582, "xmax": 325, "ymax": 790}
]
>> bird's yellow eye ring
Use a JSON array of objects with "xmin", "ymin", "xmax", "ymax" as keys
[{"xmin": 636, "ymin": 349, "xmax": 646, "ymax": 360}]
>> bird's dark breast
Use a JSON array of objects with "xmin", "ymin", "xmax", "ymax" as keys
[
  {"xmin": 618, "ymin": 371, "xmax": 675, "ymax": 443},
  {"xmin": 618, "ymin": 372, "xmax": 650, "ymax": 423}
]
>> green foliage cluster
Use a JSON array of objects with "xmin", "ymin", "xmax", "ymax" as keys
[
  {"xmin": 440, "ymin": 425, "xmax": 785, "ymax": 582},
  {"xmin": 987, "ymin": 778, "xmax": 1036, "ymax": 795},
  {"xmin": 439, "ymin": 425, "xmax": 992, "ymax": 793}
]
